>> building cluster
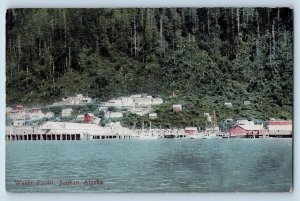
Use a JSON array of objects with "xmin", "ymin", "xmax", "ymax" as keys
[
  {"xmin": 5, "ymin": 94, "xmax": 293, "ymax": 140},
  {"xmin": 5, "ymin": 121, "xmax": 202, "ymax": 141},
  {"xmin": 229, "ymin": 119, "xmax": 292, "ymax": 138},
  {"xmin": 224, "ymin": 100, "xmax": 251, "ymax": 108},
  {"xmin": 6, "ymin": 105, "xmax": 54, "ymax": 126},
  {"xmin": 5, "ymin": 121, "xmax": 136, "ymax": 141},
  {"xmin": 53, "ymin": 94, "xmax": 92, "ymax": 106},
  {"xmin": 101, "ymin": 94, "xmax": 163, "ymax": 119}
]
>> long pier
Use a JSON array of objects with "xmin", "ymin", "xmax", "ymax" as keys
[{"xmin": 5, "ymin": 133, "xmax": 136, "ymax": 141}]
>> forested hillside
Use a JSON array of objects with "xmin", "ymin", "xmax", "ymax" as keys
[{"xmin": 6, "ymin": 8, "xmax": 293, "ymax": 126}]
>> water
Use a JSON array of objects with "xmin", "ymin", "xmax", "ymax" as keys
[{"xmin": 6, "ymin": 138, "xmax": 293, "ymax": 192}]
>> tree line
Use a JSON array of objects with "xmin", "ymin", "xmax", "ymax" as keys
[{"xmin": 6, "ymin": 8, "xmax": 293, "ymax": 127}]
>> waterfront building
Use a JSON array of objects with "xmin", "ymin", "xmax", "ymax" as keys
[
  {"xmin": 267, "ymin": 120, "xmax": 292, "ymax": 138},
  {"xmin": 184, "ymin": 127, "xmax": 198, "ymax": 135},
  {"xmin": 84, "ymin": 113, "xmax": 95, "ymax": 123},
  {"xmin": 229, "ymin": 123, "xmax": 266, "ymax": 138},
  {"xmin": 6, "ymin": 126, "xmax": 41, "ymax": 140},
  {"xmin": 5, "ymin": 121, "xmax": 137, "ymax": 141}
]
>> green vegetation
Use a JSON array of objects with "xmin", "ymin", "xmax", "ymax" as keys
[{"xmin": 6, "ymin": 8, "xmax": 293, "ymax": 129}]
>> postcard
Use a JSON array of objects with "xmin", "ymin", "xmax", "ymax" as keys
[{"xmin": 5, "ymin": 8, "xmax": 293, "ymax": 192}]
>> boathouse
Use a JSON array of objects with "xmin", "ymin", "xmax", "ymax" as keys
[
  {"xmin": 267, "ymin": 120, "xmax": 292, "ymax": 138},
  {"xmin": 229, "ymin": 124, "xmax": 266, "ymax": 138}
]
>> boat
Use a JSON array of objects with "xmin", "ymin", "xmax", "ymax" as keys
[
  {"xmin": 189, "ymin": 132, "xmax": 205, "ymax": 139},
  {"xmin": 137, "ymin": 120, "xmax": 162, "ymax": 139},
  {"xmin": 203, "ymin": 132, "xmax": 222, "ymax": 139},
  {"xmin": 138, "ymin": 134, "xmax": 161, "ymax": 140}
]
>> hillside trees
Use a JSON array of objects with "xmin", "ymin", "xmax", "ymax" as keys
[{"xmin": 6, "ymin": 8, "xmax": 293, "ymax": 123}]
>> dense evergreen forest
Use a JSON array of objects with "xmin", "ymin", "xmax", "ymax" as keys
[{"xmin": 6, "ymin": 8, "xmax": 293, "ymax": 128}]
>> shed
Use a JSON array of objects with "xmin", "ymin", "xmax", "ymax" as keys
[{"xmin": 172, "ymin": 104, "xmax": 182, "ymax": 112}]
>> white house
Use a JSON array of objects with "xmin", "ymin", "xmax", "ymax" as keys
[
  {"xmin": 244, "ymin": 101, "xmax": 251, "ymax": 106},
  {"xmin": 128, "ymin": 107, "xmax": 151, "ymax": 116},
  {"xmin": 77, "ymin": 94, "xmax": 92, "ymax": 104},
  {"xmin": 152, "ymin": 97, "xmax": 163, "ymax": 105},
  {"xmin": 236, "ymin": 119, "xmax": 254, "ymax": 125},
  {"xmin": 104, "ymin": 99, "xmax": 123, "ymax": 107},
  {"xmin": 8, "ymin": 109, "xmax": 27, "ymax": 120},
  {"xmin": 56, "ymin": 94, "xmax": 92, "ymax": 105},
  {"xmin": 6, "ymin": 107, "xmax": 13, "ymax": 113},
  {"xmin": 131, "ymin": 94, "xmax": 142, "ymax": 99},
  {"xmin": 77, "ymin": 114, "xmax": 85, "ymax": 121},
  {"xmin": 13, "ymin": 120, "xmax": 28, "ymax": 126},
  {"xmin": 149, "ymin": 113, "xmax": 157, "ymax": 119},
  {"xmin": 121, "ymin": 97, "xmax": 134, "ymax": 107},
  {"xmin": 99, "ymin": 106, "xmax": 108, "ymax": 112},
  {"xmin": 109, "ymin": 112, "xmax": 123, "ymax": 119},
  {"xmin": 135, "ymin": 98, "xmax": 152, "ymax": 106},
  {"xmin": 224, "ymin": 102, "xmax": 233, "ymax": 108},
  {"xmin": 61, "ymin": 108, "xmax": 73, "ymax": 117},
  {"xmin": 172, "ymin": 104, "xmax": 182, "ymax": 112},
  {"xmin": 94, "ymin": 117, "xmax": 101, "ymax": 125},
  {"xmin": 28, "ymin": 108, "xmax": 45, "ymax": 120},
  {"xmin": 204, "ymin": 113, "xmax": 210, "ymax": 117}
]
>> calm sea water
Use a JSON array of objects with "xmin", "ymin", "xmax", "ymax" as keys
[{"xmin": 6, "ymin": 138, "xmax": 292, "ymax": 192}]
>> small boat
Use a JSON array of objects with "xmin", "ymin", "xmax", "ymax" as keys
[
  {"xmin": 189, "ymin": 133, "xmax": 204, "ymax": 139},
  {"xmin": 138, "ymin": 134, "xmax": 162, "ymax": 140},
  {"xmin": 203, "ymin": 132, "xmax": 222, "ymax": 139}
]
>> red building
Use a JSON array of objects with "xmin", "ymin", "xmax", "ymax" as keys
[
  {"xmin": 229, "ymin": 124, "xmax": 266, "ymax": 138},
  {"xmin": 31, "ymin": 108, "xmax": 42, "ymax": 113},
  {"xmin": 83, "ymin": 113, "xmax": 96, "ymax": 123},
  {"xmin": 184, "ymin": 127, "xmax": 197, "ymax": 135},
  {"xmin": 15, "ymin": 105, "xmax": 24, "ymax": 110},
  {"xmin": 83, "ymin": 114, "xmax": 92, "ymax": 123}
]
